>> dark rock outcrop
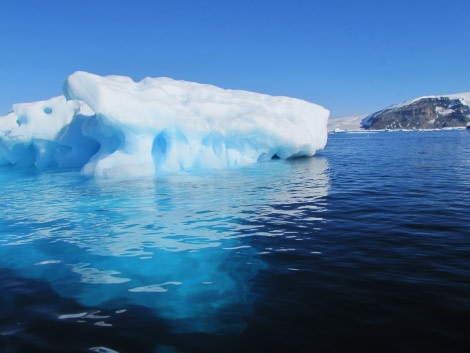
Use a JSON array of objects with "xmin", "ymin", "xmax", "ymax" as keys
[{"xmin": 361, "ymin": 94, "xmax": 470, "ymax": 130}]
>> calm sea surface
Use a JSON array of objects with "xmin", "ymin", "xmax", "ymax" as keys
[{"xmin": 1, "ymin": 129, "xmax": 469, "ymax": 353}]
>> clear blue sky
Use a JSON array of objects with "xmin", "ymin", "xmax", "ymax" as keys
[{"xmin": 1, "ymin": 0, "xmax": 469, "ymax": 117}]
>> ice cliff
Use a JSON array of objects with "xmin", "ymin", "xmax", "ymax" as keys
[{"xmin": 0, "ymin": 71, "xmax": 329, "ymax": 177}]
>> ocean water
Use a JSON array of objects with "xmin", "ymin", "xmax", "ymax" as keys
[{"xmin": 1, "ymin": 129, "xmax": 469, "ymax": 353}]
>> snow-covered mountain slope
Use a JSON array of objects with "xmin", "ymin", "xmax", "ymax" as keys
[
  {"xmin": 328, "ymin": 115, "xmax": 366, "ymax": 132},
  {"xmin": 361, "ymin": 92, "xmax": 470, "ymax": 130}
]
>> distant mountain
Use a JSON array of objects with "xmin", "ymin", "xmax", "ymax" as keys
[
  {"xmin": 328, "ymin": 115, "xmax": 366, "ymax": 132},
  {"xmin": 361, "ymin": 92, "xmax": 470, "ymax": 130}
]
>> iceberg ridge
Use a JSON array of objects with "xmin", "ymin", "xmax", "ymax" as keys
[{"xmin": 0, "ymin": 71, "xmax": 329, "ymax": 177}]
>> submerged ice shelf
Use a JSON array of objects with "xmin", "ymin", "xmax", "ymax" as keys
[{"xmin": 0, "ymin": 71, "xmax": 329, "ymax": 177}]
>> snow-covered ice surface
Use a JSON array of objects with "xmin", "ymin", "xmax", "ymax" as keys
[{"xmin": 0, "ymin": 71, "xmax": 329, "ymax": 177}]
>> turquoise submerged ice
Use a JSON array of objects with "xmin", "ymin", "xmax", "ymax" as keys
[
  {"xmin": 0, "ymin": 71, "xmax": 329, "ymax": 177},
  {"xmin": 0, "ymin": 73, "xmax": 329, "ymax": 333}
]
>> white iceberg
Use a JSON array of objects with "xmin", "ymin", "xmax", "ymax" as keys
[{"xmin": 0, "ymin": 71, "xmax": 329, "ymax": 177}]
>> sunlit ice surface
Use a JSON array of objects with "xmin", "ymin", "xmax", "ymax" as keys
[
  {"xmin": 0, "ymin": 157, "xmax": 329, "ymax": 333},
  {"xmin": 0, "ymin": 71, "xmax": 328, "ymax": 178}
]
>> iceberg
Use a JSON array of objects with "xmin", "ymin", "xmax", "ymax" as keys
[{"xmin": 0, "ymin": 71, "xmax": 329, "ymax": 177}]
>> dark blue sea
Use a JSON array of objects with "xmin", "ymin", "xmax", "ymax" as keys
[{"xmin": 1, "ymin": 129, "xmax": 469, "ymax": 353}]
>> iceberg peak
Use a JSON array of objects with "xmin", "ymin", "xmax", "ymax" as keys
[{"xmin": 1, "ymin": 71, "xmax": 329, "ymax": 177}]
